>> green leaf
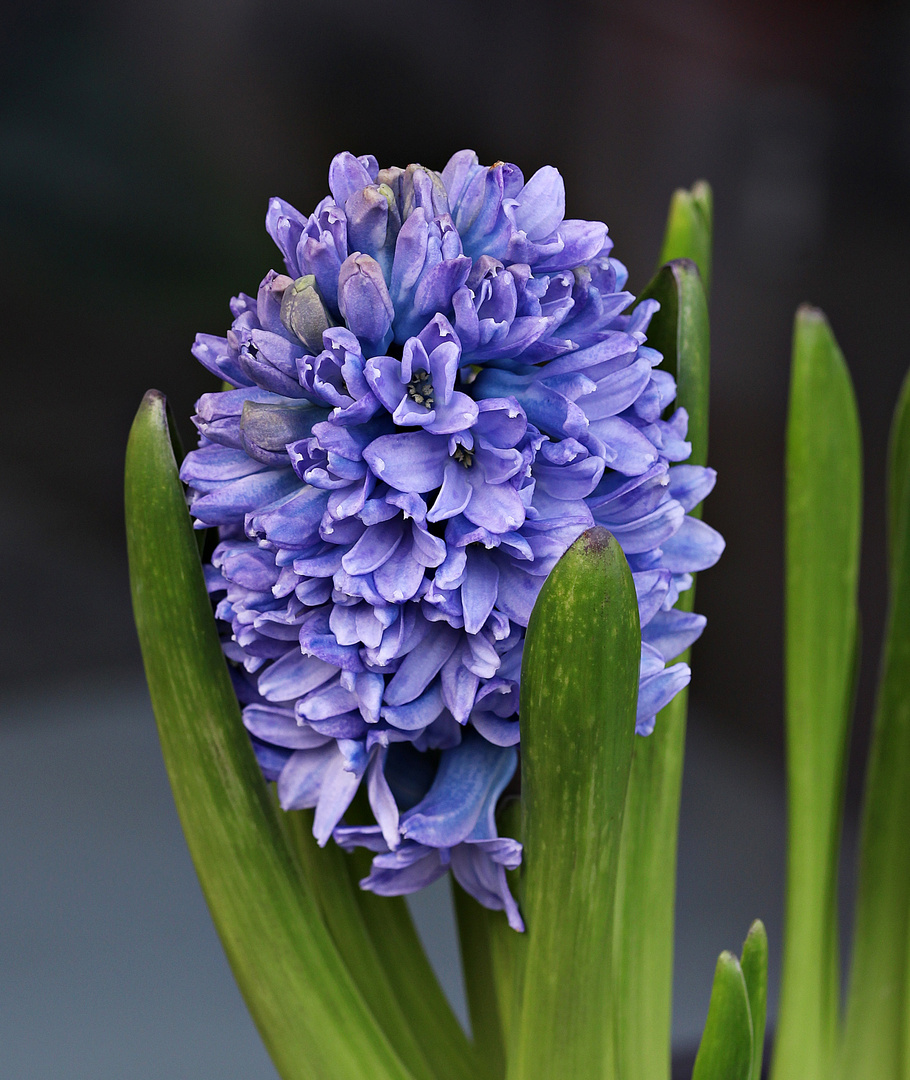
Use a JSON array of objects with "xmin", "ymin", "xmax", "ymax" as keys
[
  {"xmin": 740, "ymin": 921, "xmax": 768, "ymax": 1080},
  {"xmin": 657, "ymin": 181, "xmax": 713, "ymax": 298},
  {"xmin": 280, "ymin": 808, "xmax": 474, "ymax": 1080},
  {"xmin": 125, "ymin": 390, "xmax": 415, "ymax": 1080},
  {"xmin": 637, "ymin": 259, "xmax": 711, "ymax": 473},
  {"xmin": 508, "ymin": 528, "xmax": 640, "ymax": 1080},
  {"xmin": 841, "ymin": 366, "xmax": 910, "ymax": 1080},
  {"xmin": 692, "ymin": 952, "xmax": 753, "ymax": 1080},
  {"xmin": 614, "ymin": 257, "xmax": 711, "ymax": 1080},
  {"xmin": 772, "ymin": 308, "xmax": 862, "ymax": 1080}
]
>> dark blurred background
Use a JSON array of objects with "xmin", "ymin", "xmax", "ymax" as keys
[{"xmin": 2, "ymin": 0, "xmax": 908, "ymax": 1076}]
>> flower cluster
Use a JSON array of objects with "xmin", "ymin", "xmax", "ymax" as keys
[{"xmin": 180, "ymin": 151, "xmax": 724, "ymax": 930}]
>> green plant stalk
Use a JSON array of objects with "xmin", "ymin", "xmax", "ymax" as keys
[
  {"xmin": 509, "ymin": 528, "xmax": 640, "ymax": 1080},
  {"xmin": 340, "ymin": 845, "xmax": 481, "ymax": 1080},
  {"xmin": 840, "ymin": 367, "xmax": 910, "ymax": 1080},
  {"xmin": 125, "ymin": 390, "xmax": 415, "ymax": 1080},
  {"xmin": 772, "ymin": 309, "xmax": 862, "ymax": 1080},
  {"xmin": 614, "ymin": 256, "xmax": 710, "ymax": 1080},
  {"xmin": 281, "ymin": 807, "xmax": 475, "ymax": 1080}
]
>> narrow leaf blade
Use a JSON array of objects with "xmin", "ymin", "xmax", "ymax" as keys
[
  {"xmin": 773, "ymin": 308, "xmax": 861, "ymax": 1080},
  {"xmin": 740, "ymin": 920, "xmax": 769, "ymax": 1080},
  {"xmin": 509, "ymin": 528, "xmax": 640, "ymax": 1080},
  {"xmin": 615, "ymin": 257, "xmax": 711, "ymax": 1080},
  {"xmin": 638, "ymin": 259, "xmax": 711, "ymax": 471},
  {"xmin": 692, "ymin": 952, "xmax": 753, "ymax": 1080},
  {"xmin": 841, "ymin": 366, "xmax": 910, "ymax": 1080},
  {"xmin": 657, "ymin": 181, "xmax": 713, "ymax": 297},
  {"xmin": 125, "ymin": 390, "xmax": 414, "ymax": 1080}
]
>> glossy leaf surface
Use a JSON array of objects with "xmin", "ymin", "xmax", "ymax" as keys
[
  {"xmin": 841, "ymin": 366, "xmax": 910, "ymax": 1080},
  {"xmin": 509, "ymin": 528, "xmax": 639, "ymax": 1080},
  {"xmin": 692, "ymin": 952, "xmax": 753, "ymax": 1080},
  {"xmin": 125, "ymin": 390, "xmax": 415, "ymax": 1080},
  {"xmin": 773, "ymin": 309, "xmax": 861, "ymax": 1080},
  {"xmin": 657, "ymin": 181, "xmax": 713, "ymax": 297},
  {"xmin": 615, "ymin": 255, "xmax": 711, "ymax": 1080},
  {"xmin": 740, "ymin": 920, "xmax": 768, "ymax": 1080}
]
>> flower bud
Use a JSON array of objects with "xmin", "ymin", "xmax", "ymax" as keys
[
  {"xmin": 337, "ymin": 253, "xmax": 395, "ymax": 354},
  {"xmin": 345, "ymin": 184, "xmax": 400, "ymax": 280},
  {"xmin": 400, "ymin": 163, "xmax": 451, "ymax": 220},
  {"xmin": 239, "ymin": 399, "xmax": 328, "ymax": 466},
  {"xmin": 279, "ymin": 275, "xmax": 333, "ymax": 354}
]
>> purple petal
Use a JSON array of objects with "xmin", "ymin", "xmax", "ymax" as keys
[
  {"xmin": 401, "ymin": 733, "xmax": 517, "ymax": 847},
  {"xmin": 361, "ymin": 846, "xmax": 448, "ymax": 894},
  {"xmin": 384, "ymin": 623, "xmax": 459, "ymax": 706},
  {"xmin": 277, "ymin": 743, "xmax": 337, "ymax": 810},
  {"xmin": 463, "ymin": 477, "xmax": 526, "ymax": 534},
  {"xmin": 637, "ymin": 663, "xmax": 691, "ymax": 731},
  {"xmin": 590, "ymin": 416, "xmax": 660, "ymax": 476},
  {"xmin": 659, "ymin": 516, "xmax": 726, "ymax": 572},
  {"xmin": 328, "ymin": 151, "xmax": 374, "ymax": 207},
  {"xmin": 367, "ymin": 747, "xmax": 400, "ymax": 849},
  {"xmin": 363, "ymin": 431, "xmax": 449, "ymax": 493},
  {"xmin": 313, "ymin": 740, "xmax": 368, "ymax": 844},
  {"xmin": 461, "ymin": 549, "xmax": 499, "ymax": 635},
  {"xmin": 243, "ymin": 704, "xmax": 333, "ymax": 749},
  {"xmin": 428, "ymin": 461, "xmax": 473, "ymax": 522},
  {"xmin": 642, "ymin": 609, "xmax": 707, "ymax": 662},
  {"xmin": 513, "ymin": 165, "xmax": 565, "ymax": 241},
  {"xmin": 450, "ymin": 842, "xmax": 524, "ymax": 931},
  {"xmin": 342, "ymin": 518, "xmax": 403, "ymax": 574},
  {"xmin": 258, "ymin": 649, "xmax": 337, "ymax": 701},
  {"xmin": 668, "ymin": 465, "xmax": 717, "ymax": 512},
  {"xmin": 382, "ymin": 682, "xmax": 445, "ymax": 732}
]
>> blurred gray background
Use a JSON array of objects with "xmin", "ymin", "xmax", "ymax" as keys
[{"xmin": 2, "ymin": 0, "xmax": 907, "ymax": 1075}]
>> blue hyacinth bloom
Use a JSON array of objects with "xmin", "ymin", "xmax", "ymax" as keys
[{"xmin": 180, "ymin": 151, "xmax": 724, "ymax": 931}]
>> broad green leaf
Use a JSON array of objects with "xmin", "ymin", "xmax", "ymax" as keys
[
  {"xmin": 281, "ymin": 808, "xmax": 474, "ymax": 1080},
  {"xmin": 658, "ymin": 181, "xmax": 713, "ymax": 298},
  {"xmin": 772, "ymin": 308, "xmax": 861, "ymax": 1080},
  {"xmin": 509, "ymin": 528, "xmax": 639, "ymax": 1080},
  {"xmin": 615, "ymin": 257, "xmax": 710, "ymax": 1080},
  {"xmin": 125, "ymin": 390, "xmax": 414, "ymax": 1080},
  {"xmin": 740, "ymin": 921, "xmax": 768, "ymax": 1080},
  {"xmin": 841, "ymin": 366, "xmax": 910, "ymax": 1080},
  {"xmin": 692, "ymin": 952, "xmax": 753, "ymax": 1080}
]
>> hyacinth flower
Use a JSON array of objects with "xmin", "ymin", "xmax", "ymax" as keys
[
  {"xmin": 175, "ymin": 151, "xmax": 724, "ymax": 930},
  {"xmin": 126, "ymin": 161, "xmax": 768, "ymax": 1080}
]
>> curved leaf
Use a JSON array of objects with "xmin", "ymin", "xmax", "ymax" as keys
[
  {"xmin": 841, "ymin": 365, "xmax": 910, "ymax": 1080},
  {"xmin": 125, "ymin": 390, "xmax": 415, "ymax": 1080},
  {"xmin": 773, "ymin": 308, "xmax": 861, "ymax": 1080},
  {"xmin": 692, "ymin": 952, "xmax": 753, "ymax": 1080},
  {"xmin": 657, "ymin": 181, "xmax": 713, "ymax": 298},
  {"xmin": 509, "ymin": 528, "xmax": 640, "ymax": 1080},
  {"xmin": 615, "ymin": 256, "xmax": 711, "ymax": 1080},
  {"xmin": 741, "ymin": 920, "xmax": 768, "ymax": 1080}
]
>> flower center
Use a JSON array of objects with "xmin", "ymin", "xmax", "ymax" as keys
[
  {"xmin": 452, "ymin": 444, "xmax": 474, "ymax": 468},
  {"xmin": 406, "ymin": 369, "xmax": 434, "ymax": 409}
]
